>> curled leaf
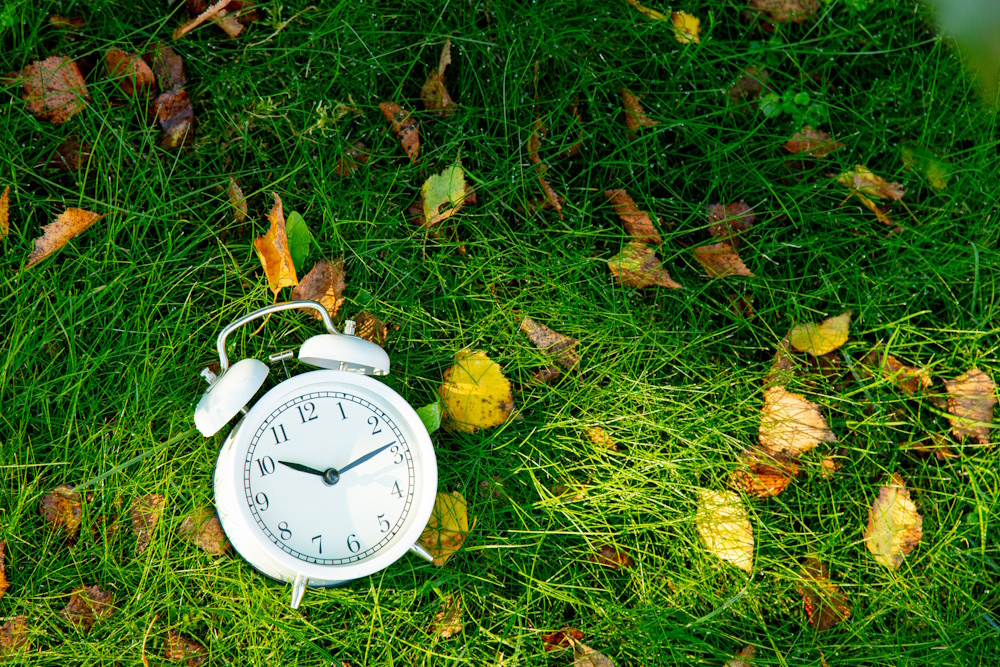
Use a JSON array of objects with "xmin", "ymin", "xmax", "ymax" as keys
[
  {"xmin": 104, "ymin": 49, "xmax": 154, "ymax": 98},
  {"xmin": 759, "ymin": 386, "xmax": 837, "ymax": 458},
  {"xmin": 671, "ymin": 11, "xmax": 700, "ymax": 44},
  {"xmin": 429, "ymin": 593, "xmax": 464, "ymax": 638},
  {"xmin": 379, "ymin": 101, "xmax": 419, "ymax": 164},
  {"xmin": 605, "ymin": 189, "xmax": 661, "ymax": 243},
  {"xmin": 608, "ymin": 241, "xmax": 682, "ymax": 289},
  {"xmin": 164, "ymin": 629, "xmax": 207, "ymax": 665},
  {"xmin": 692, "ymin": 242, "xmax": 754, "ymax": 278},
  {"xmin": 695, "ymin": 489, "xmax": 754, "ymax": 572},
  {"xmin": 439, "ymin": 350, "xmax": 514, "ymax": 432},
  {"xmin": 620, "ymin": 87, "xmax": 658, "ymax": 134},
  {"xmin": 253, "ymin": 193, "xmax": 298, "ymax": 296},
  {"xmin": 291, "ymin": 259, "xmax": 346, "ymax": 318},
  {"xmin": 178, "ymin": 508, "xmax": 230, "ymax": 556},
  {"xmin": 943, "ymin": 367, "xmax": 996, "ymax": 444},
  {"xmin": 535, "ymin": 163, "xmax": 563, "ymax": 219},
  {"xmin": 798, "ymin": 559, "xmax": 850, "ymax": 630},
  {"xmin": 21, "ymin": 56, "xmax": 89, "ymax": 124},
  {"xmin": 61, "ymin": 584, "xmax": 114, "ymax": 632},
  {"xmin": 418, "ymin": 491, "xmax": 471, "ymax": 566},
  {"xmin": 836, "ymin": 165, "xmax": 905, "ymax": 201},
  {"xmin": 864, "ymin": 474, "xmax": 922, "ymax": 570},
  {"xmin": 0, "ymin": 186, "xmax": 8, "ymax": 238},
  {"xmin": 173, "ymin": 0, "xmax": 235, "ymax": 39},
  {"xmin": 130, "ymin": 494, "xmax": 166, "ymax": 556},
  {"xmin": 520, "ymin": 317, "xmax": 579, "ymax": 370},
  {"xmin": 749, "ymin": 0, "xmax": 819, "ymax": 23},
  {"xmin": 788, "ymin": 311, "xmax": 851, "ymax": 357},
  {"xmin": 39, "ymin": 484, "xmax": 83, "ymax": 538},
  {"xmin": 784, "ymin": 126, "xmax": 843, "ymax": 158},
  {"xmin": 421, "ymin": 40, "xmax": 455, "ymax": 115}
]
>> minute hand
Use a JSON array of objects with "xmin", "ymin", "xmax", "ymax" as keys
[{"xmin": 338, "ymin": 441, "xmax": 397, "ymax": 475}]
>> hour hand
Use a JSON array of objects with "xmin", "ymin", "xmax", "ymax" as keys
[{"xmin": 278, "ymin": 460, "xmax": 326, "ymax": 477}]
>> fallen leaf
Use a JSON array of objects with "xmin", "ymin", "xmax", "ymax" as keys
[
  {"xmin": 173, "ymin": 0, "xmax": 234, "ymax": 39},
  {"xmin": 764, "ymin": 335, "xmax": 797, "ymax": 387},
  {"xmin": 439, "ymin": 350, "xmax": 514, "ymax": 432},
  {"xmin": 528, "ymin": 117, "xmax": 546, "ymax": 165},
  {"xmin": 620, "ymin": 87, "xmax": 659, "ymax": 134},
  {"xmin": 861, "ymin": 349, "xmax": 932, "ymax": 396},
  {"xmin": 155, "ymin": 88, "xmax": 195, "ymax": 149},
  {"xmin": 943, "ymin": 367, "xmax": 996, "ymax": 444},
  {"xmin": 692, "ymin": 242, "xmax": 754, "ymax": 278},
  {"xmin": 592, "ymin": 544, "xmax": 634, "ymax": 569},
  {"xmin": 784, "ymin": 126, "xmax": 843, "ymax": 158},
  {"xmin": 227, "ymin": 176, "xmax": 247, "ymax": 223},
  {"xmin": 21, "ymin": 56, "xmax": 89, "ymax": 124},
  {"xmin": 626, "ymin": 0, "xmax": 667, "ymax": 20},
  {"xmin": 430, "ymin": 593, "xmax": 464, "ymax": 638},
  {"xmin": 728, "ymin": 293, "xmax": 755, "ymax": 319},
  {"xmin": 353, "ymin": 312, "xmax": 388, "ymax": 347},
  {"xmin": 333, "ymin": 140, "xmax": 370, "ymax": 178},
  {"xmin": 164, "ymin": 629, "xmax": 207, "ymax": 666},
  {"xmin": 535, "ymin": 163, "xmax": 563, "ymax": 219},
  {"xmin": 422, "ymin": 163, "xmax": 468, "ymax": 227},
  {"xmin": 104, "ymin": 49, "xmax": 154, "ymax": 98},
  {"xmin": 534, "ymin": 365, "xmax": 562, "ymax": 384},
  {"xmin": 584, "ymin": 426, "xmax": 616, "ymax": 451},
  {"xmin": 0, "ymin": 616, "xmax": 28, "ymax": 653},
  {"xmin": 285, "ymin": 211, "xmax": 313, "ymax": 271},
  {"xmin": 46, "ymin": 135, "xmax": 93, "ymax": 172},
  {"xmin": 759, "ymin": 386, "xmax": 837, "ymax": 457},
  {"xmin": 820, "ymin": 457, "xmax": 840, "ymax": 478},
  {"xmin": 672, "ymin": 11, "xmax": 701, "ymax": 44},
  {"xmin": 421, "ymin": 40, "xmax": 455, "ymax": 115},
  {"xmin": 901, "ymin": 143, "xmax": 952, "ymax": 190},
  {"xmin": 695, "ymin": 489, "xmax": 754, "ymax": 572},
  {"xmin": 541, "ymin": 626, "xmax": 584, "ymax": 652},
  {"xmin": 568, "ymin": 637, "xmax": 616, "ymax": 667},
  {"xmin": 749, "ymin": 0, "xmax": 820, "ymax": 23},
  {"xmin": 0, "ymin": 186, "xmax": 8, "ymax": 238},
  {"xmin": 788, "ymin": 311, "xmax": 851, "ymax": 357},
  {"xmin": 726, "ymin": 645, "xmax": 755, "ymax": 667},
  {"xmin": 0, "ymin": 541, "xmax": 8, "ymax": 600},
  {"xmin": 864, "ymin": 474, "xmax": 922, "ymax": 570},
  {"xmin": 845, "ymin": 190, "xmax": 896, "ymax": 227},
  {"xmin": 61, "ymin": 584, "xmax": 114, "ymax": 632},
  {"xmin": 418, "ymin": 491, "xmax": 471, "ymax": 566},
  {"xmin": 291, "ymin": 259, "xmax": 346, "ymax": 318},
  {"xmin": 520, "ymin": 317, "xmax": 579, "ymax": 370},
  {"xmin": 130, "ymin": 494, "xmax": 166, "ymax": 556},
  {"xmin": 379, "ymin": 101, "xmax": 419, "ymax": 164},
  {"xmin": 26, "ymin": 208, "xmax": 104, "ymax": 269},
  {"xmin": 39, "ymin": 484, "xmax": 83, "ymax": 538},
  {"xmin": 604, "ymin": 189, "xmax": 661, "ymax": 243},
  {"xmin": 728, "ymin": 458, "xmax": 798, "ymax": 498},
  {"xmin": 146, "ymin": 43, "xmax": 186, "ymax": 93},
  {"xmin": 836, "ymin": 165, "xmax": 905, "ymax": 201},
  {"xmin": 550, "ymin": 481, "xmax": 588, "ymax": 502},
  {"xmin": 178, "ymin": 508, "xmax": 231, "ymax": 556},
  {"xmin": 608, "ymin": 241, "xmax": 682, "ymax": 289},
  {"xmin": 50, "ymin": 15, "xmax": 87, "ymax": 29},
  {"xmin": 707, "ymin": 202, "xmax": 755, "ymax": 244},
  {"xmin": 798, "ymin": 558, "xmax": 850, "ymax": 630},
  {"xmin": 728, "ymin": 67, "xmax": 772, "ymax": 110},
  {"xmin": 900, "ymin": 436, "xmax": 959, "ymax": 461},
  {"xmin": 253, "ymin": 193, "xmax": 299, "ymax": 296}
]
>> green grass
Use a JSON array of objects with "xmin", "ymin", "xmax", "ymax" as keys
[{"xmin": 2, "ymin": 0, "xmax": 1000, "ymax": 665}]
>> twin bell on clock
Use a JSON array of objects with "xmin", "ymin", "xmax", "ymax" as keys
[{"xmin": 193, "ymin": 300, "xmax": 438, "ymax": 609}]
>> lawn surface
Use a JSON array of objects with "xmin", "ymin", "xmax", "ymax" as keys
[{"xmin": 2, "ymin": 0, "xmax": 1000, "ymax": 665}]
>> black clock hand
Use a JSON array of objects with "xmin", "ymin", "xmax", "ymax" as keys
[
  {"xmin": 278, "ymin": 461, "xmax": 326, "ymax": 477},
  {"xmin": 337, "ymin": 441, "xmax": 397, "ymax": 476}
]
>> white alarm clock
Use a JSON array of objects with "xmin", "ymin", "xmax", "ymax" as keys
[{"xmin": 193, "ymin": 301, "xmax": 437, "ymax": 609}]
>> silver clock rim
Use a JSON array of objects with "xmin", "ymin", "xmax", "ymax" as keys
[{"xmin": 213, "ymin": 369, "xmax": 437, "ymax": 587}]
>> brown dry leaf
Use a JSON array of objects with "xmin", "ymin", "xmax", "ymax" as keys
[
  {"xmin": 26, "ymin": 208, "xmax": 104, "ymax": 269},
  {"xmin": 520, "ymin": 317, "xmax": 579, "ymax": 370},
  {"xmin": 353, "ymin": 312, "xmax": 388, "ymax": 347},
  {"xmin": 864, "ymin": 474, "xmax": 922, "ymax": 570},
  {"xmin": 227, "ymin": 176, "xmax": 247, "ymax": 223},
  {"xmin": 798, "ymin": 559, "xmax": 850, "ymax": 630},
  {"xmin": 620, "ymin": 87, "xmax": 658, "ymax": 134},
  {"xmin": 728, "ymin": 293, "xmax": 755, "ymax": 320},
  {"xmin": 421, "ymin": 40, "xmax": 455, "ymax": 115},
  {"xmin": 39, "ymin": 484, "xmax": 83, "ymax": 538},
  {"xmin": 253, "ymin": 193, "xmax": 299, "ymax": 296},
  {"xmin": 439, "ymin": 350, "xmax": 514, "ymax": 432},
  {"xmin": 104, "ymin": 49, "xmax": 154, "ymax": 98},
  {"xmin": 0, "ymin": 186, "xmax": 8, "ymax": 238},
  {"xmin": 784, "ymin": 126, "xmax": 843, "ymax": 158},
  {"xmin": 50, "ymin": 15, "xmax": 87, "ymax": 29},
  {"xmin": 46, "ymin": 135, "xmax": 93, "ymax": 172},
  {"xmin": 155, "ymin": 89, "xmax": 195, "ymax": 149},
  {"xmin": 430, "ymin": 593, "xmax": 464, "ymax": 639},
  {"xmin": 692, "ymin": 242, "xmax": 754, "ymax": 279},
  {"xmin": 535, "ymin": 163, "xmax": 564, "ymax": 219},
  {"xmin": 861, "ymin": 350, "xmax": 932, "ymax": 396},
  {"xmin": 707, "ymin": 202, "xmax": 755, "ymax": 244},
  {"xmin": 164, "ymin": 629, "xmax": 207, "ymax": 666},
  {"xmin": 788, "ymin": 311, "xmax": 851, "ymax": 357},
  {"xmin": 592, "ymin": 544, "xmax": 634, "ymax": 569},
  {"xmin": 418, "ymin": 491, "xmax": 471, "ymax": 567},
  {"xmin": 608, "ymin": 241, "xmax": 682, "ymax": 289},
  {"xmin": 585, "ymin": 426, "xmax": 616, "ymax": 451},
  {"xmin": 568, "ymin": 638, "xmax": 616, "ymax": 667},
  {"xmin": 178, "ymin": 508, "xmax": 231, "ymax": 556},
  {"xmin": 0, "ymin": 541, "xmax": 8, "ymax": 601},
  {"xmin": 726, "ymin": 645, "xmax": 755, "ymax": 667},
  {"xmin": 728, "ymin": 67, "xmax": 772, "ymax": 110},
  {"xmin": 604, "ymin": 189, "xmax": 661, "ymax": 243},
  {"xmin": 695, "ymin": 489, "xmax": 754, "ymax": 572},
  {"xmin": 836, "ymin": 165, "xmax": 905, "ymax": 201},
  {"xmin": 759, "ymin": 386, "xmax": 837, "ymax": 458},
  {"xmin": 540, "ymin": 626, "xmax": 585, "ymax": 652},
  {"xmin": 146, "ymin": 43, "xmax": 186, "ymax": 92},
  {"xmin": 749, "ymin": 0, "xmax": 820, "ymax": 23},
  {"xmin": 728, "ymin": 458, "xmax": 798, "ymax": 498},
  {"xmin": 528, "ymin": 117, "xmax": 546, "ymax": 165},
  {"xmin": 764, "ymin": 335, "xmax": 797, "ymax": 387},
  {"xmin": 333, "ymin": 141, "xmax": 370, "ymax": 178},
  {"xmin": 944, "ymin": 367, "xmax": 996, "ymax": 444},
  {"xmin": 173, "ymin": 0, "xmax": 233, "ymax": 39},
  {"xmin": 820, "ymin": 457, "xmax": 840, "ymax": 478},
  {"xmin": 291, "ymin": 259, "xmax": 346, "ymax": 318},
  {"xmin": 900, "ymin": 436, "xmax": 959, "ymax": 461},
  {"xmin": 379, "ymin": 102, "xmax": 419, "ymax": 164},
  {"xmin": 0, "ymin": 616, "xmax": 29, "ymax": 654},
  {"xmin": 130, "ymin": 494, "xmax": 166, "ymax": 556},
  {"xmin": 61, "ymin": 584, "xmax": 114, "ymax": 632},
  {"xmin": 21, "ymin": 56, "xmax": 89, "ymax": 124}
]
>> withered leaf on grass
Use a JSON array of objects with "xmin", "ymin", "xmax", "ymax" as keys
[
  {"xmin": 784, "ymin": 126, "xmax": 843, "ymax": 158},
  {"xmin": 104, "ymin": 49, "xmax": 154, "ymax": 98},
  {"xmin": 179, "ymin": 508, "xmax": 230, "ymax": 556},
  {"xmin": 520, "ymin": 317, "xmax": 579, "ymax": 370},
  {"xmin": 695, "ymin": 489, "xmax": 754, "ymax": 572},
  {"xmin": 836, "ymin": 165, "xmax": 905, "ymax": 201},
  {"xmin": 418, "ymin": 491, "xmax": 471, "ymax": 566},
  {"xmin": 592, "ymin": 544, "xmax": 634, "ymax": 569},
  {"xmin": 788, "ymin": 311, "xmax": 851, "ymax": 357},
  {"xmin": 21, "ymin": 56, "xmax": 89, "ymax": 124},
  {"xmin": 0, "ymin": 186, "xmax": 9, "ymax": 238},
  {"xmin": 540, "ymin": 627, "xmax": 584, "ymax": 652},
  {"xmin": 155, "ymin": 89, "xmax": 195, "ymax": 149},
  {"xmin": 47, "ymin": 136, "xmax": 93, "ymax": 172},
  {"xmin": 439, "ymin": 350, "xmax": 514, "ymax": 432},
  {"xmin": 798, "ymin": 559, "xmax": 850, "ymax": 630},
  {"xmin": 380, "ymin": 102, "xmax": 419, "ymax": 164},
  {"xmin": 707, "ymin": 202, "xmax": 754, "ymax": 244},
  {"xmin": 253, "ymin": 194, "xmax": 298, "ymax": 296},
  {"xmin": 585, "ymin": 426, "xmax": 616, "ymax": 451},
  {"xmin": 692, "ymin": 242, "xmax": 754, "ymax": 279},
  {"xmin": 164, "ymin": 629, "xmax": 207, "ymax": 666},
  {"xmin": 227, "ymin": 176, "xmax": 247, "ymax": 223},
  {"xmin": 130, "ymin": 493, "xmax": 166, "ymax": 556},
  {"xmin": 728, "ymin": 67, "xmax": 772, "ymax": 110},
  {"xmin": 864, "ymin": 474, "xmax": 922, "ymax": 570},
  {"xmin": 353, "ymin": 312, "xmax": 388, "ymax": 347},
  {"xmin": 943, "ymin": 367, "xmax": 996, "ymax": 444},
  {"xmin": 901, "ymin": 143, "xmax": 952, "ymax": 191},
  {"xmin": 146, "ymin": 43, "xmax": 186, "ymax": 92},
  {"xmin": 39, "ymin": 484, "xmax": 83, "ymax": 538},
  {"xmin": 535, "ymin": 163, "xmax": 564, "ymax": 219},
  {"xmin": 0, "ymin": 541, "xmax": 8, "ymax": 600},
  {"xmin": 291, "ymin": 259, "xmax": 346, "ymax": 318},
  {"xmin": 749, "ymin": 0, "xmax": 820, "ymax": 23},
  {"xmin": 900, "ymin": 436, "xmax": 959, "ymax": 461},
  {"xmin": 430, "ymin": 593, "xmax": 464, "ymax": 639},
  {"xmin": 333, "ymin": 141, "xmax": 370, "ymax": 178},
  {"xmin": 726, "ymin": 645, "xmax": 755, "ymax": 667},
  {"xmin": 26, "ymin": 208, "xmax": 104, "ymax": 269},
  {"xmin": 861, "ymin": 349, "xmax": 931, "ymax": 396},
  {"xmin": 605, "ymin": 189, "xmax": 661, "ymax": 243},
  {"xmin": 61, "ymin": 584, "xmax": 114, "ymax": 632},
  {"xmin": 608, "ymin": 241, "xmax": 682, "ymax": 289},
  {"xmin": 422, "ymin": 163, "xmax": 468, "ymax": 227},
  {"xmin": 50, "ymin": 15, "xmax": 87, "ymax": 30},
  {"xmin": 174, "ymin": 0, "xmax": 243, "ymax": 40},
  {"xmin": 729, "ymin": 457, "xmax": 798, "ymax": 498},
  {"xmin": 568, "ymin": 638, "xmax": 616, "ymax": 667},
  {"xmin": 421, "ymin": 40, "xmax": 455, "ymax": 115},
  {"xmin": 620, "ymin": 87, "xmax": 658, "ymax": 134},
  {"xmin": 759, "ymin": 386, "xmax": 837, "ymax": 458},
  {"xmin": 0, "ymin": 616, "xmax": 29, "ymax": 653}
]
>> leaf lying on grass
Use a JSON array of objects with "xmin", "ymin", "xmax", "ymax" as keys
[
  {"xmin": 130, "ymin": 494, "xmax": 165, "ymax": 556},
  {"xmin": 729, "ymin": 457, "xmax": 798, "ymax": 498},
  {"xmin": 423, "ymin": 163, "xmax": 469, "ymax": 227},
  {"xmin": 943, "ymin": 367, "xmax": 996, "ymax": 444},
  {"xmin": 784, "ymin": 126, "xmax": 843, "ymax": 158},
  {"xmin": 788, "ymin": 311, "xmax": 851, "ymax": 357},
  {"xmin": 418, "ymin": 491, "xmax": 471, "ymax": 566},
  {"xmin": 671, "ymin": 11, "xmax": 700, "ymax": 44},
  {"xmin": 61, "ymin": 584, "xmax": 114, "ymax": 632},
  {"xmin": 749, "ymin": 0, "xmax": 819, "ymax": 23},
  {"xmin": 864, "ymin": 474, "xmax": 922, "ymax": 571},
  {"xmin": 0, "ymin": 616, "xmax": 29, "ymax": 653},
  {"xmin": 707, "ymin": 202, "xmax": 754, "ymax": 245},
  {"xmin": 253, "ymin": 194, "xmax": 298, "ymax": 296},
  {"xmin": 380, "ymin": 102, "xmax": 419, "ymax": 164},
  {"xmin": 901, "ymin": 143, "xmax": 952, "ymax": 190},
  {"xmin": 0, "ymin": 185, "xmax": 9, "ymax": 238},
  {"xmin": 626, "ymin": 0, "xmax": 667, "ymax": 20},
  {"xmin": 692, "ymin": 242, "xmax": 754, "ymax": 278},
  {"xmin": 47, "ymin": 135, "xmax": 94, "ymax": 172},
  {"xmin": 104, "ymin": 49, "xmax": 154, "ymax": 98},
  {"xmin": 620, "ymin": 87, "xmax": 658, "ymax": 134},
  {"xmin": 728, "ymin": 67, "xmax": 772, "ymax": 110},
  {"xmin": 174, "ymin": 0, "xmax": 243, "ymax": 40},
  {"xmin": 608, "ymin": 241, "xmax": 682, "ymax": 289},
  {"xmin": 567, "ymin": 638, "xmax": 616, "ymax": 667},
  {"xmin": 592, "ymin": 544, "xmax": 634, "ymax": 569},
  {"xmin": 798, "ymin": 558, "xmax": 850, "ymax": 630},
  {"xmin": 429, "ymin": 593, "xmax": 464, "ymax": 638},
  {"xmin": 540, "ymin": 627, "xmax": 584, "ymax": 652},
  {"xmin": 147, "ymin": 42, "xmax": 186, "ymax": 93},
  {"xmin": 860, "ymin": 349, "xmax": 932, "ymax": 396},
  {"xmin": 421, "ymin": 40, "xmax": 455, "ymax": 115},
  {"xmin": 353, "ymin": 312, "xmax": 388, "ymax": 347},
  {"xmin": 20, "ymin": 56, "xmax": 89, "ymax": 124},
  {"xmin": 179, "ymin": 508, "xmax": 230, "ymax": 556},
  {"xmin": 695, "ymin": 489, "xmax": 754, "ymax": 572},
  {"xmin": 39, "ymin": 484, "xmax": 83, "ymax": 539},
  {"xmin": 164, "ymin": 629, "xmax": 207, "ymax": 665},
  {"xmin": 439, "ymin": 350, "xmax": 514, "ymax": 432},
  {"xmin": 291, "ymin": 259, "xmax": 346, "ymax": 318},
  {"xmin": 585, "ymin": 426, "xmax": 616, "ymax": 451},
  {"xmin": 758, "ymin": 386, "xmax": 837, "ymax": 458},
  {"xmin": 520, "ymin": 317, "xmax": 579, "ymax": 371},
  {"xmin": 333, "ymin": 141, "xmax": 370, "ymax": 178},
  {"xmin": 227, "ymin": 176, "xmax": 247, "ymax": 223},
  {"xmin": 0, "ymin": 541, "xmax": 8, "ymax": 600},
  {"xmin": 26, "ymin": 208, "xmax": 104, "ymax": 269},
  {"xmin": 605, "ymin": 189, "xmax": 661, "ymax": 243},
  {"xmin": 836, "ymin": 165, "xmax": 905, "ymax": 200},
  {"xmin": 725, "ymin": 645, "xmax": 755, "ymax": 667}
]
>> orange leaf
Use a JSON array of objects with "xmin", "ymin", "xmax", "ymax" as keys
[
  {"xmin": 39, "ymin": 485, "xmax": 83, "ymax": 538},
  {"xmin": 620, "ymin": 86, "xmax": 658, "ymax": 134},
  {"xmin": 0, "ymin": 541, "xmax": 8, "ymax": 601},
  {"xmin": 253, "ymin": 194, "xmax": 299, "ymax": 295},
  {"xmin": 540, "ymin": 626, "xmax": 584, "ymax": 652},
  {"xmin": 798, "ymin": 558, "xmax": 850, "ymax": 630},
  {"xmin": 164, "ymin": 630, "xmax": 207, "ymax": 665},
  {"xmin": 104, "ymin": 49, "xmax": 154, "ymax": 98},
  {"xmin": 784, "ymin": 126, "xmax": 843, "ymax": 158},
  {"xmin": 26, "ymin": 208, "xmax": 104, "ymax": 268},
  {"xmin": 608, "ymin": 241, "xmax": 682, "ymax": 289},
  {"xmin": 692, "ymin": 242, "xmax": 754, "ymax": 279},
  {"xmin": 943, "ymin": 367, "xmax": 996, "ymax": 444},
  {"xmin": 0, "ymin": 186, "xmax": 9, "ymax": 238},
  {"xmin": 605, "ymin": 189, "xmax": 661, "ymax": 243},
  {"xmin": 379, "ymin": 102, "xmax": 419, "ymax": 164},
  {"xmin": 291, "ymin": 259, "xmax": 346, "ymax": 318}
]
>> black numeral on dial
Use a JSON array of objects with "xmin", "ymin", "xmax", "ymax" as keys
[
  {"xmin": 347, "ymin": 534, "xmax": 360, "ymax": 553},
  {"xmin": 337, "ymin": 402, "xmax": 347, "ymax": 420},
  {"xmin": 271, "ymin": 424, "xmax": 288, "ymax": 444},
  {"xmin": 391, "ymin": 481, "xmax": 403, "ymax": 498},
  {"xmin": 297, "ymin": 402, "xmax": 318, "ymax": 423},
  {"xmin": 368, "ymin": 416, "xmax": 382, "ymax": 434},
  {"xmin": 378, "ymin": 514, "xmax": 390, "ymax": 533},
  {"xmin": 278, "ymin": 522, "xmax": 292, "ymax": 540},
  {"xmin": 256, "ymin": 456, "xmax": 275, "ymax": 476},
  {"xmin": 254, "ymin": 492, "xmax": 269, "ymax": 511},
  {"xmin": 312, "ymin": 534, "xmax": 322, "ymax": 554},
  {"xmin": 390, "ymin": 444, "xmax": 403, "ymax": 464}
]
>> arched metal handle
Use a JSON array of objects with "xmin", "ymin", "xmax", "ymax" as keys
[{"xmin": 216, "ymin": 300, "xmax": 338, "ymax": 373}]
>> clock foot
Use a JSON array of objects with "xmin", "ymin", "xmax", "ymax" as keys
[
  {"xmin": 290, "ymin": 574, "xmax": 309, "ymax": 609},
  {"xmin": 409, "ymin": 542, "xmax": 434, "ymax": 563}
]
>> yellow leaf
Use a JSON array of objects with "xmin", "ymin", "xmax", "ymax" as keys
[
  {"xmin": 418, "ymin": 491, "xmax": 471, "ymax": 567},
  {"xmin": 788, "ymin": 311, "xmax": 851, "ymax": 356},
  {"xmin": 26, "ymin": 208, "xmax": 104, "ymax": 269},
  {"xmin": 253, "ymin": 193, "xmax": 298, "ymax": 296},
  {"xmin": 422, "ymin": 163, "xmax": 468, "ymax": 227},
  {"xmin": 607, "ymin": 241, "xmax": 682, "ymax": 289},
  {"xmin": 626, "ymin": 0, "xmax": 667, "ymax": 20},
  {"xmin": 439, "ymin": 350, "xmax": 514, "ymax": 433},
  {"xmin": 836, "ymin": 165, "xmax": 905, "ymax": 200},
  {"xmin": 758, "ymin": 386, "xmax": 837, "ymax": 458},
  {"xmin": 901, "ymin": 143, "xmax": 952, "ymax": 190},
  {"xmin": 671, "ymin": 11, "xmax": 700, "ymax": 44},
  {"xmin": 695, "ymin": 489, "xmax": 754, "ymax": 572},
  {"xmin": 864, "ymin": 474, "xmax": 922, "ymax": 571},
  {"xmin": 0, "ymin": 186, "xmax": 9, "ymax": 238}
]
